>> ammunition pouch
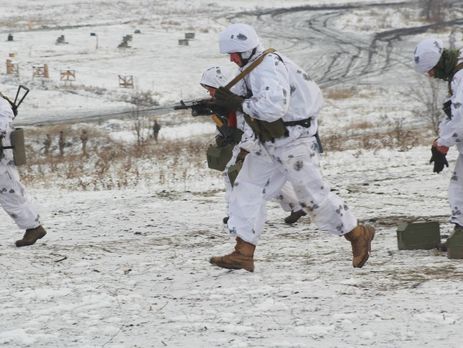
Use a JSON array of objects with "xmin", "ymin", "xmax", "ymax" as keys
[
  {"xmin": 443, "ymin": 100, "xmax": 452, "ymax": 119},
  {"xmin": 229, "ymin": 128, "xmax": 243, "ymax": 144},
  {"xmin": 0, "ymin": 128, "xmax": 26, "ymax": 166},
  {"xmin": 216, "ymin": 128, "xmax": 244, "ymax": 147},
  {"xmin": 11, "ymin": 128, "xmax": 26, "ymax": 166},
  {"xmin": 244, "ymin": 115, "xmax": 287, "ymax": 142},
  {"xmin": 206, "ymin": 143, "xmax": 234, "ymax": 171},
  {"xmin": 227, "ymin": 159, "xmax": 244, "ymax": 186}
]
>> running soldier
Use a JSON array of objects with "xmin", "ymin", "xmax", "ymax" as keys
[
  {"xmin": 209, "ymin": 23, "xmax": 375, "ymax": 272},
  {"xmin": 200, "ymin": 66, "xmax": 308, "ymax": 226},
  {"xmin": 0, "ymin": 94, "xmax": 47, "ymax": 247}
]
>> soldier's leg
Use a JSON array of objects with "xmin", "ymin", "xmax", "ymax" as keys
[
  {"xmin": 279, "ymin": 137, "xmax": 373, "ymax": 267},
  {"xmin": 227, "ymin": 153, "xmax": 283, "ymax": 245},
  {"xmin": 0, "ymin": 166, "xmax": 46, "ymax": 246},
  {"xmin": 210, "ymin": 153, "xmax": 284, "ymax": 272},
  {"xmin": 279, "ymin": 138, "xmax": 356, "ymax": 235},
  {"xmin": 222, "ymin": 145, "xmax": 243, "ymax": 223},
  {"xmin": 448, "ymin": 154, "xmax": 463, "ymax": 227},
  {"xmin": 0, "ymin": 167, "xmax": 40, "ymax": 230}
]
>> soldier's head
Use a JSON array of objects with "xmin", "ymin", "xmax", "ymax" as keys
[
  {"xmin": 200, "ymin": 66, "xmax": 229, "ymax": 97},
  {"xmin": 413, "ymin": 38, "xmax": 444, "ymax": 77},
  {"xmin": 219, "ymin": 23, "xmax": 261, "ymax": 67}
]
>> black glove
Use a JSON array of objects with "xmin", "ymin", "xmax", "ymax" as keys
[
  {"xmin": 215, "ymin": 134, "xmax": 227, "ymax": 147},
  {"xmin": 214, "ymin": 87, "xmax": 244, "ymax": 112},
  {"xmin": 430, "ymin": 146, "xmax": 449, "ymax": 173}
]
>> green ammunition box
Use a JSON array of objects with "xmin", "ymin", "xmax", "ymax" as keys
[
  {"xmin": 447, "ymin": 229, "xmax": 463, "ymax": 259},
  {"xmin": 397, "ymin": 222, "xmax": 440, "ymax": 250}
]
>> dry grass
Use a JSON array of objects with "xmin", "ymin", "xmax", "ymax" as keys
[
  {"xmin": 19, "ymin": 117, "xmax": 430, "ymax": 191},
  {"xmin": 322, "ymin": 127, "xmax": 425, "ymax": 153},
  {"xmin": 325, "ymin": 87, "xmax": 356, "ymax": 100},
  {"xmin": 20, "ymin": 125, "xmax": 210, "ymax": 191}
]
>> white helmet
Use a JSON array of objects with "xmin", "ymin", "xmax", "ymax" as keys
[
  {"xmin": 200, "ymin": 66, "xmax": 229, "ymax": 89},
  {"xmin": 219, "ymin": 23, "xmax": 259, "ymax": 54},
  {"xmin": 414, "ymin": 38, "xmax": 444, "ymax": 73}
]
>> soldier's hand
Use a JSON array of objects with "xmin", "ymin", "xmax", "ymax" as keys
[
  {"xmin": 214, "ymin": 87, "xmax": 244, "ymax": 112},
  {"xmin": 430, "ymin": 140, "xmax": 449, "ymax": 173}
]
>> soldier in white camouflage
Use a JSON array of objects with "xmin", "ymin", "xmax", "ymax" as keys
[
  {"xmin": 0, "ymin": 94, "xmax": 47, "ymax": 247},
  {"xmin": 414, "ymin": 37, "xmax": 463, "ymax": 246},
  {"xmin": 209, "ymin": 23, "xmax": 375, "ymax": 272}
]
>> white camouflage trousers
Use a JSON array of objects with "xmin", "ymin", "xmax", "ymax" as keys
[
  {"xmin": 228, "ymin": 136, "xmax": 357, "ymax": 245},
  {"xmin": 0, "ymin": 165, "xmax": 40, "ymax": 230},
  {"xmin": 223, "ymin": 144, "xmax": 302, "ymax": 220},
  {"xmin": 448, "ymin": 153, "xmax": 463, "ymax": 227}
]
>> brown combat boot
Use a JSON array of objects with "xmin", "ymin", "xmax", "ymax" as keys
[
  {"xmin": 210, "ymin": 237, "xmax": 255, "ymax": 272},
  {"xmin": 344, "ymin": 224, "xmax": 375, "ymax": 268},
  {"xmin": 15, "ymin": 225, "xmax": 47, "ymax": 247}
]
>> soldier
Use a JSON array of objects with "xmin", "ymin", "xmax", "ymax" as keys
[
  {"xmin": 413, "ymin": 37, "xmax": 463, "ymax": 247},
  {"xmin": 0, "ymin": 94, "xmax": 47, "ymax": 247},
  {"xmin": 152, "ymin": 120, "xmax": 161, "ymax": 142},
  {"xmin": 58, "ymin": 130, "xmax": 65, "ymax": 156},
  {"xmin": 43, "ymin": 133, "xmax": 51, "ymax": 155},
  {"xmin": 209, "ymin": 23, "xmax": 375, "ymax": 272},
  {"xmin": 200, "ymin": 66, "xmax": 308, "ymax": 226},
  {"xmin": 80, "ymin": 129, "xmax": 88, "ymax": 156}
]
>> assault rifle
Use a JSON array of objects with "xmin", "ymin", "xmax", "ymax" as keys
[
  {"xmin": 1, "ymin": 85, "xmax": 30, "ymax": 118},
  {"xmin": 174, "ymin": 98, "xmax": 242, "ymax": 145},
  {"xmin": 173, "ymin": 98, "xmax": 214, "ymax": 117}
]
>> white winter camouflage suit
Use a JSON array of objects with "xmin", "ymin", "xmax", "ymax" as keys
[
  {"xmin": 437, "ymin": 49, "xmax": 463, "ymax": 227},
  {"xmin": 0, "ymin": 97, "xmax": 40, "ymax": 230},
  {"xmin": 228, "ymin": 48, "xmax": 357, "ymax": 245},
  {"xmin": 200, "ymin": 67, "xmax": 303, "ymax": 220}
]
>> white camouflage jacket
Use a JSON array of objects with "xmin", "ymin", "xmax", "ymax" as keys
[
  {"xmin": 437, "ymin": 49, "xmax": 463, "ymax": 154},
  {"xmin": 0, "ymin": 96, "xmax": 15, "ymax": 169},
  {"xmin": 240, "ymin": 47, "xmax": 324, "ymax": 145}
]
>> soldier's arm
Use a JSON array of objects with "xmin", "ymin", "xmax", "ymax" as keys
[
  {"xmin": 438, "ymin": 71, "xmax": 463, "ymax": 148},
  {"xmin": 242, "ymin": 54, "xmax": 290, "ymax": 123}
]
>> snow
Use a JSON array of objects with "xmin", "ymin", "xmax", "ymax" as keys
[
  {"xmin": 1, "ymin": 0, "xmax": 463, "ymax": 347},
  {"xmin": 2, "ymin": 146, "xmax": 463, "ymax": 347}
]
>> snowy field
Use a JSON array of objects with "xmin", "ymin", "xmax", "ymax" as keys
[
  {"xmin": 1, "ymin": 146, "xmax": 463, "ymax": 348},
  {"xmin": 1, "ymin": 0, "xmax": 463, "ymax": 347}
]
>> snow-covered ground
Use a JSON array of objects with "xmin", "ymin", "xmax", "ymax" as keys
[
  {"xmin": 0, "ymin": 0, "xmax": 451, "ymax": 126},
  {"xmin": 1, "ymin": 0, "xmax": 463, "ymax": 347},
  {"xmin": 1, "ymin": 146, "xmax": 463, "ymax": 348}
]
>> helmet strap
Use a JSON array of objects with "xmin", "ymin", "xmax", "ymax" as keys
[{"xmin": 240, "ymin": 47, "xmax": 257, "ymax": 66}]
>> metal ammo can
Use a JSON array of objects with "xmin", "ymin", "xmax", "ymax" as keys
[{"xmin": 396, "ymin": 222, "xmax": 440, "ymax": 250}]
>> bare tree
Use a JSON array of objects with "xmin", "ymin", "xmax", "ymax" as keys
[
  {"xmin": 130, "ymin": 91, "xmax": 152, "ymax": 146},
  {"xmin": 419, "ymin": 0, "xmax": 448, "ymax": 22},
  {"xmin": 409, "ymin": 77, "xmax": 447, "ymax": 135}
]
